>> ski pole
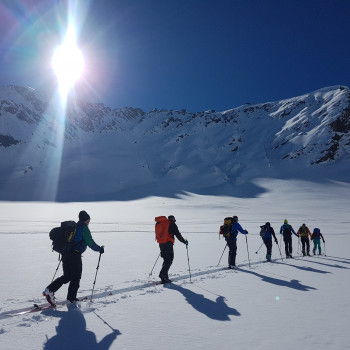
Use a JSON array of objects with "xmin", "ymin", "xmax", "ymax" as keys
[
  {"xmin": 217, "ymin": 244, "xmax": 228, "ymax": 266},
  {"xmin": 279, "ymin": 234, "xmax": 283, "ymax": 252},
  {"xmin": 255, "ymin": 242, "xmax": 264, "ymax": 254},
  {"xmin": 276, "ymin": 239, "xmax": 283, "ymax": 261},
  {"xmin": 93, "ymin": 311, "xmax": 118, "ymax": 332},
  {"xmin": 297, "ymin": 236, "xmax": 301, "ymax": 254},
  {"xmin": 51, "ymin": 256, "xmax": 62, "ymax": 282},
  {"xmin": 186, "ymin": 244, "xmax": 192, "ymax": 283},
  {"xmin": 245, "ymin": 235, "xmax": 251, "ymax": 268},
  {"xmin": 91, "ymin": 248, "xmax": 103, "ymax": 302},
  {"xmin": 149, "ymin": 253, "xmax": 161, "ymax": 277},
  {"xmin": 323, "ymin": 241, "xmax": 327, "ymax": 256}
]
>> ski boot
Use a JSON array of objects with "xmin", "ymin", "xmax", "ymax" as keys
[{"xmin": 43, "ymin": 288, "xmax": 56, "ymax": 307}]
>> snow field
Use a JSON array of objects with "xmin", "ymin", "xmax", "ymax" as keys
[{"xmin": 0, "ymin": 178, "xmax": 349, "ymax": 349}]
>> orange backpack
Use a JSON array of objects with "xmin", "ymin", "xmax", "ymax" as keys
[{"xmin": 155, "ymin": 216, "xmax": 174, "ymax": 244}]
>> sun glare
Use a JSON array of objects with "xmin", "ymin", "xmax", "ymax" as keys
[{"xmin": 51, "ymin": 25, "xmax": 84, "ymax": 97}]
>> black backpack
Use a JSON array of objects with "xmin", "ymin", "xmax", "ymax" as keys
[
  {"xmin": 220, "ymin": 217, "xmax": 233, "ymax": 237},
  {"xmin": 283, "ymin": 225, "xmax": 292, "ymax": 236},
  {"xmin": 49, "ymin": 221, "xmax": 77, "ymax": 254}
]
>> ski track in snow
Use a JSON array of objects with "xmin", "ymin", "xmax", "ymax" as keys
[{"xmin": 1, "ymin": 253, "xmax": 347, "ymax": 321}]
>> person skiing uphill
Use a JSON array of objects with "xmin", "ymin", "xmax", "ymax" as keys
[
  {"xmin": 225, "ymin": 216, "xmax": 248, "ymax": 269},
  {"xmin": 280, "ymin": 219, "xmax": 298, "ymax": 258},
  {"xmin": 155, "ymin": 215, "xmax": 188, "ymax": 284},
  {"xmin": 43, "ymin": 211, "xmax": 104, "ymax": 307},
  {"xmin": 260, "ymin": 222, "xmax": 278, "ymax": 262},
  {"xmin": 297, "ymin": 223, "xmax": 312, "ymax": 256},
  {"xmin": 311, "ymin": 228, "xmax": 325, "ymax": 255}
]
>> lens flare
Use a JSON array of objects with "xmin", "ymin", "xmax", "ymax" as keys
[{"xmin": 51, "ymin": 24, "xmax": 84, "ymax": 100}]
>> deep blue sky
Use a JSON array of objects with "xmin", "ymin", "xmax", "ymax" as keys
[{"xmin": 1, "ymin": 0, "xmax": 350, "ymax": 112}]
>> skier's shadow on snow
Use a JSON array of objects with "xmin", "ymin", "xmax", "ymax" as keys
[
  {"xmin": 318, "ymin": 256, "xmax": 350, "ymax": 265},
  {"xmin": 320, "ymin": 255, "xmax": 350, "ymax": 263},
  {"xmin": 238, "ymin": 268, "xmax": 316, "ymax": 291},
  {"xmin": 275, "ymin": 261, "xmax": 331, "ymax": 274},
  {"xmin": 164, "ymin": 283, "xmax": 240, "ymax": 320},
  {"xmin": 302, "ymin": 258, "xmax": 350, "ymax": 270},
  {"xmin": 42, "ymin": 309, "xmax": 121, "ymax": 350}
]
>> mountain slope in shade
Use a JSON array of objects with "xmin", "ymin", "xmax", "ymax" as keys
[{"xmin": 0, "ymin": 84, "xmax": 349, "ymax": 201}]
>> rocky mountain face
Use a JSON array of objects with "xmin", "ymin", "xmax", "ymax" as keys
[{"xmin": 0, "ymin": 84, "xmax": 349, "ymax": 201}]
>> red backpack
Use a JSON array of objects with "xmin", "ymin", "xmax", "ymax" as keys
[{"xmin": 155, "ymin": 216, "xmax": 174, "ymax": 244}]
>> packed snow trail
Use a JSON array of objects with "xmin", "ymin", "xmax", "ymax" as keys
[
  {"xmin": 1, "ymin": 253, "xmax": 341, "ymax": 320},
  {"xmin": 0, "ymin": 256, "xmax": 282, "ymax": 319}
]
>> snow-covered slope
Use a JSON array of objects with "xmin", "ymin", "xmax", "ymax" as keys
[
  {"xmin": 1, "ymin": 85, "xmax": 349, "ymax": 201},
  {"xmin": 0, "ymin": 180, "xmax": 349, "ymax": 350}
]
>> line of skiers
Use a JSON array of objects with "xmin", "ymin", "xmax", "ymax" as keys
[
  {"xmin": 43, "ymin": 211, "xmax": 325, "ymax": 308},
  {"xmin": 278, "ymin": 220, "xmax": 325, "ymax": 258},
  {"xmin": 219, "ymin": 217, "xmax": 325, "ymax": 267}
]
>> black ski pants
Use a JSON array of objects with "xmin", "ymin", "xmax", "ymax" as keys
[
  {"xmin": 159, "ymin": 241, "xmax": 174, "ymax": 279},
  {"xmin": 283, "ymin": 235, "xmax": 293, "ymax": 256},
  {"xmin": 301, "ymin": 237, "xmax": 310, "ymax": 255},
  {"xmin": 226, "ymin": 237, "xmax": 237, "ymax": 266},
  {"xmin": 263, "ymin": 238, "xmax": 272, "ymax": 257},
  {"xmin": 47, "ymin": 251, "xmax": 82, "ymax": 301}
]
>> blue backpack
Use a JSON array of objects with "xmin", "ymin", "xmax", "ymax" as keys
[{"xmin": 312, "ymin": 228, "xmax": 321, "ymax": 239}]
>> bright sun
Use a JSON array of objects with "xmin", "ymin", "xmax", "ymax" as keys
[{"xmin": 51, "ymin": 26, "xmax": 84, "ymax": 96}]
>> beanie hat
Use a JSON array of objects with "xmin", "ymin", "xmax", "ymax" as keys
[
  {"xmin": 168, "ymin": 215, "xmax": 176, "ymax": 222},
  {"xmin": 79, "ymin": 210, "xmax": 90, "ymax": 222},
  {"xmin": 284, "ymin": 219, "xmax": 288, "ymax": 224}
]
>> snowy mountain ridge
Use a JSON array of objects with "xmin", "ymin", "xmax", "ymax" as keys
[{"xmin": 0, "ymin": 84, "xmax": 349, "ymax": 201}]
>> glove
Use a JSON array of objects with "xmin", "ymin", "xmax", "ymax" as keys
[
  {"xmin": 184, "ymin": 239, "xmax": 188, "ymax": 246},
  {"xmin": 245, "ymin": 230, "xmax": 248, "ymax": 234},
  {"xmin": 100, "ymin": 246, "xmax": 105, "ymax": 254}
]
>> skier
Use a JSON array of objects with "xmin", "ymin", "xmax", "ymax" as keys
[
  {"xmin": 260, "ymin": 222, "xmax": 278, "ymax": 261},
  {"xmin": 297, "ymin": 223, "xmax": 312, "ymax": 256},
  {"xmin": 43, "ymin": 211, "xmax": 104, "ymax": 307},
  {"xmin": 279, "ymin": 219, "xmax": 298, "ymax": 258},
  {"xmin": 225, "ymin": 216, "xmax": 248, "ymax": 269},
  {"xmin": 158, "ymin": 215, "xmax": 188, "ymax": 284},
  {"xmin": 311, "ymin": 228, "xmax": 325, "ymax": 255}
]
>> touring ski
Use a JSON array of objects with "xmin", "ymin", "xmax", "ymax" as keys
[
  {"xmin": 155, "ymin": 280, "xmax": 172, "ymax": 285},
  {"xmin": 6, "ymin": 303, "xmax": 56, "ymax": 317}
]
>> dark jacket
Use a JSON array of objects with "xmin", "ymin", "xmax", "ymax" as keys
[
  {"xmin": 280, "ymin": 223, "xmax": 297, "ymax": 237},
  {"xmin": 312, "ymin": 230, "xmax": 325, "ymax": 242},
  {"xmin": 168, "ymin": 222, "xmax": 186, "ymax": 244}
]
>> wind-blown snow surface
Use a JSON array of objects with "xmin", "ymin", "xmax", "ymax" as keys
[{"xmin": 0, "ymin": 179, "xmax": 349, "ymax": 349}]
